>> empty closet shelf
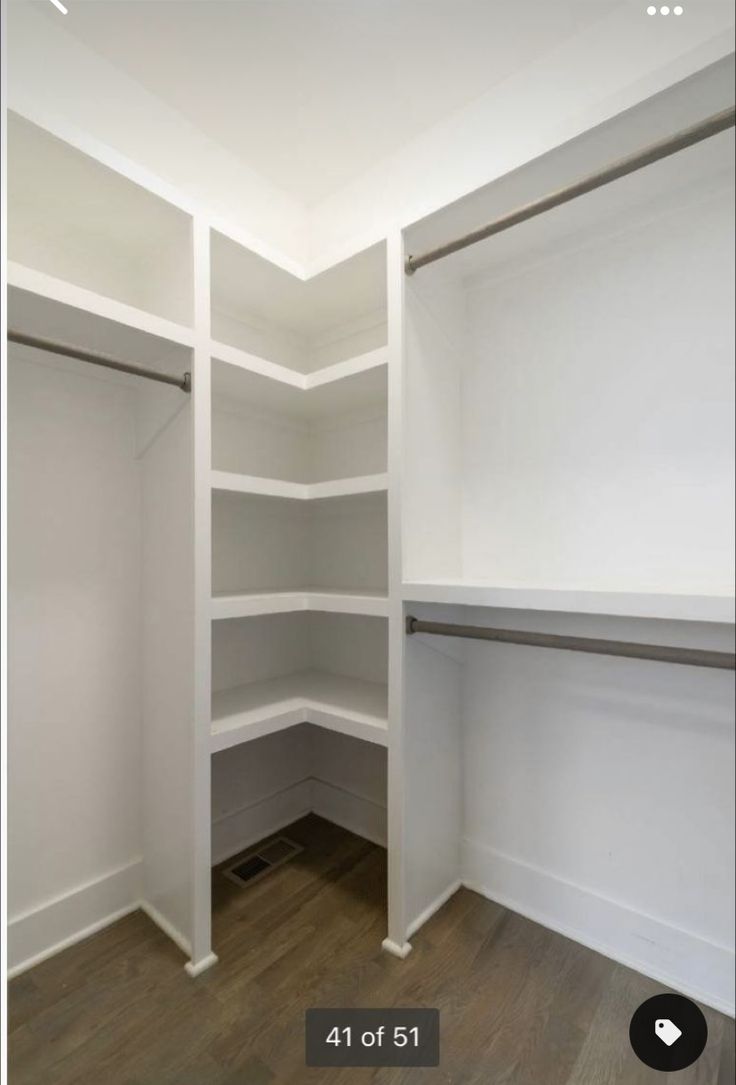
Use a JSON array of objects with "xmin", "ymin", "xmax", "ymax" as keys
[
  {"xmin": 401, "ymin": 581, "xmax": 735, "ymax": 624},
  {"xmin": 210, "ymin": 470, "xmax": 388, "ymax": 500},
  {"xmin": 210, "ymin": 671, "xmax": 388, "ymax": 752},
  {"xmin": 211, "ymin": 589, "xmax": 389, "ymax": 619},
  {"xmin": 211, "ymin": 343, "xmax": 388, "ymax": 421}
]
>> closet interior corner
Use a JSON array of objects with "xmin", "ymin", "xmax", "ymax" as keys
[{"xmin": 6, "ymin": 46, "xmax": 735, "ymax": 1003}]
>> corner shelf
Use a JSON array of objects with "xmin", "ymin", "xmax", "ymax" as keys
[
  {"xmin": 210, "ymin": 670, "xmax": 388, "ymax": 753},
  {"xmin": 212, "ymin": 589, "xmax": 389, "ymax": 620},
  {"xmin": 211, "ymin": 342, "xmax": 387, "ymax": 421},
  {"xmin": 402, "ymin": 581, "xmax": 736, "ymax": 624},
  {"xmin": 211, "ymin": 470, "xmax": 388, "ymax": 501}
]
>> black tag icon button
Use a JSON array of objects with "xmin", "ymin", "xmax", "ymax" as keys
[{"xmin": 629, "ymin": 993, "xmax": 708, "ymax": 1071}]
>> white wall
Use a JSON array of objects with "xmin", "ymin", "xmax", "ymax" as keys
[
  {"xmin": 458, "ymin": 606, "xmax": 735, "ymax": 1014},
  {"xmin": 7, "ymin": 350, "xmax": 143, "ymax": 972},
  {"xmin": 462, "ymin": 172, "xmax": 735, "ymax": 596}
]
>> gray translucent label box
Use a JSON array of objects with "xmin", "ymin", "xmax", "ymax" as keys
[{"xmin": 306, "ymin": 1008, "xmax": 440, "ymax": 1067}]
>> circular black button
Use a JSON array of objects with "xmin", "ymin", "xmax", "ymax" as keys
[{"xmin": 629, "ymin": 993, "xmax": 708, "ymax": 1071}]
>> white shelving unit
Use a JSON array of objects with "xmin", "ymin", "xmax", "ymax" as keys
[{"xmin": 211, "ymin": 671, "xmax": 388, "ymax": 752}]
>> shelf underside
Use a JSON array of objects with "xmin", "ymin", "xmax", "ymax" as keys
[
  {"xmin": 211, "ymin": 670, "xmax": 388, "ymax": 752},
  {"xmin": 212, "ymin": 589, "xmax": 389, "ymax": 619}
]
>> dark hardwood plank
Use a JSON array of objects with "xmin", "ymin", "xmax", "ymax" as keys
[{"xmin": 7, "ymin": 815, "xmax": 733, "ymax": 1085}]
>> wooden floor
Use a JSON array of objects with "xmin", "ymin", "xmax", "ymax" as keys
[{"xmin": 8, "ymin": 815, "xmax": 734, "ymax": 1084}]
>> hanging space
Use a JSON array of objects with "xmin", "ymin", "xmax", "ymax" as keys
[
  {"xmin": 6, "ymin": 113, "xmax": 202, "ymax": 973},
  {"xmin": 394, "ymin": 60, "xmax": 736, "ymax": 1011}
]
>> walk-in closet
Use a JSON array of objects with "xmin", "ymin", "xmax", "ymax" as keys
[{"xmin": 4, "ymin": 7, "xmax": 735, "ymax": 1070}]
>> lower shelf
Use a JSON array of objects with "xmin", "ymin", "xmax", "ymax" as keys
[
  {"xmin": 211, "ymin": 588, "xmax": 389, "ymax": 619},
  {"xmin": 210, "ymin": 670, "xmax": 389, "ymax": 752}
]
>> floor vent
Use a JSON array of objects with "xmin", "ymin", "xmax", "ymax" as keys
[{"xmin": 224, "ymin": 836, "xmax": 304, "ymax": 888}]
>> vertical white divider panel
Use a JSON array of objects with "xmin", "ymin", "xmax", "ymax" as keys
[
  {"xmin": 399, "ymin": 239, "xmax": 466, "ymax": 941},
  {"xmin": 403, "ymin": 610, "xmax": 463, "ymax": 937},
  {"xmin": 139, "ymin": 345, "xmax": 198, "ymax": 955},
  {"xmin": 188, "ymin": 216, "xmax": 216, "ymax": 976},
  {"xmin": 383, "ymin": 230, "xmax": 410, "ymax": 957}
]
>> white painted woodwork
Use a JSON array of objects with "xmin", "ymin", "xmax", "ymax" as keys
[
  {"xmin": 397, "ymin": 67, "xmax": 736, "ymax": 1014},
  {"xmin": 6, "ymin": 44, "xmax": 734, "ymax": 1012},
  {"xmin": 211, "ymin": 470, "xmax": 388, "ymax": 501},
  {"xmin": 211, "ymin": 590, "xmax": 389, "ymax": 621},
  {"xmin": 211, "ymin": 671, "xmax": 388, "ymax": 752}
]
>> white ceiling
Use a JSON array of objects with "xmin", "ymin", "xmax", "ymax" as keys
[{"xmin": 28, "ymin": 0, "xmax": 616, "ymax": 207}]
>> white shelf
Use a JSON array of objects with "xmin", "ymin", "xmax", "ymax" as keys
[
  {"xmin": 8, "ymin": 263, "xmax": 194, "ymax": 349},
  {"xmin": 210, "ymin": 670, "xmax": 388, "ymax": 752},
  {"xmin": 211, "ymin": 342, "xmax": 387, "ymax": 421},
  {"xmin": 402, "ymin": 581, "xmax": 735, "ymax": 624},
  {"xmin": 212, "ymin": 589, "xmax": 389, "ymax": 620},
  {"xmin": 210, "ymin": 470, "xmax": 388, "ymax": 501}
]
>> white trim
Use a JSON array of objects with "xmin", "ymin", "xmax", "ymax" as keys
[
  {"xmin": 7, "ymin": 903, "xmax": 139, "ymax": 981},
  {"xmin": 211, "ymin": 779, "xmax": 314, "ymax": 865},
  {"xmin": 211, "ymin": 589, "xmax": 389, "ymax": 620},
  {"xmin": 406, "ymin": 879, "xmax": 462, "ymax": 940},
  {"xmin": 461, "ymin": 837, "xmax": 735, "ymax": 1017},
  {"xmin": 8, "ymin": 860, "xmax": 142, "ymax": 977},
  {"xmin": 381, "ymin": 938, "xmax": 412, "ymax": 959},
  {"xmin": 184, "ymin": 952, "xmax": 219, "ymax": 978},
  {"xmin": 212, "ymin": 776, "xmax": 388, "ymax": 864},
  {"xmin": 311, "ymin": 778, "xmax": 387, "ymax": 847},
  {"xmin": 138, "ymin": 898, "xmax": 193, "ymax": 959}
]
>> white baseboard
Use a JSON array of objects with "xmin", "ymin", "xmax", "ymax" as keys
[
  {"xmin": 9, "ymin": 783, "xmax": 388, "ymax": 980},
  {"xmin": 406, "ymin": 879, "xmax": 462, "ymax": 939},
  {"xmin": 311, "ymin": 777, "xmax": 387, "ymax": 847},
  {"xmin": 213, "ymin": 776, "xmax": 387, "ymax": 865},
  {"xmin": 139, "ymin": 898, "xmax": 192, "ymax": 958},
  {"xmin": 8, "ymin": 860, "xmax": 142, "ymax": 978},
  {"xmin": 211, "ymin": 779, "xmax": 314, "ymax": 865},
  {"xmin": 185, "ymin": 952, "xmax": 219, "ymax": 977},
  {"xmin": 462, "ymin": 837, "xmax": 735, "ymax": 1017},
  {"xmin": 382, "ymin": 938, "xmax": 412, "ymax": 959}
]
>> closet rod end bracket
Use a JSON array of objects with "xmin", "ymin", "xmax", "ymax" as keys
[
  {"xmin": 406, "ymin": 615, "xmax": 419, "ymax": 635},
  {"xmin": 182, "ymin": 372, "xmax": 192, "ymax": 394}
]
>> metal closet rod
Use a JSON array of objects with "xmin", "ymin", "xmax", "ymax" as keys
[
  {"xmin": 405, "ymin": 616, "xmax": 735, "ymax": 671},
  {"xmin": 405, "ymin": 104, "xmax": 736, "ymax": 275},
  {"xmin": 8, "ymin": 330, "xmax": 192, "ymax": 393}
]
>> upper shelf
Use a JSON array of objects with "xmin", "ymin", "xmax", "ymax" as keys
[
  {"xmin": 8, "ymin": 113, "xmax": 193, "ymax": 327},
  {"xmin": 211, "ymin": 343, "xmax": 387, "ymax": 421},
  {"xmin": 210, "ymin": 232, "xmax": 387, "ymax": 373},
  {"xmin": 8, "ymin": 263, "xmax": 194, "ymax": 350},
  {"xmin": 402, "ymin": 581, "xmax": 736, "ymax": 624}
]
